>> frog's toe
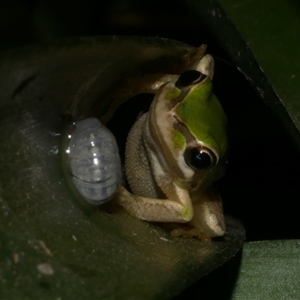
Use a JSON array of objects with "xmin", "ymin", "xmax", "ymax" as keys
[{"xmin": 170, "ymin": 227, "xmax": 211, "ymax": 243}]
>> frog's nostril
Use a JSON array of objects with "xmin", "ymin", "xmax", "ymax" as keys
[{"xmin": 175, "ymin": 70, "xmax": 206, "ymax": 87}]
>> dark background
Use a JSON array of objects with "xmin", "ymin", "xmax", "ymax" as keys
[{"xmin": 1, "ymin": 0, "xmax": 217, "ymax": 48}]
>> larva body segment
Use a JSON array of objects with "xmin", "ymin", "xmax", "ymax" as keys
[{"xmin": 66, "ymin": 118, "xmax": 121, "ymax": 205}]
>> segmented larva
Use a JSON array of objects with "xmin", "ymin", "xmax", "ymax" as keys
[{"xmin": 65, "ymin": 118, "xmax": 121, "ymax": 205}]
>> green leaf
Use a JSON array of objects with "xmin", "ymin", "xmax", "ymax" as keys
[{"xmin": 231, "ymin": 240, "xmax": 300, "ymax": 299}]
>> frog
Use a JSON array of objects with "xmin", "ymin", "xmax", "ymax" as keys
[{"xmin": 115, "ymin": 51, "xmax": 228, "ymax": 241}]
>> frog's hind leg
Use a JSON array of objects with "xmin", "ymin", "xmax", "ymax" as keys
[
  {"xmin": 166, "ymin": 188, "xmax": 225, "ymax": 241},
  {"xmin": 190, "ymin": 187, "xmax": 225, "ymax": 237}
]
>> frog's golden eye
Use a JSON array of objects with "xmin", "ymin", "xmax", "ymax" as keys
[
  {"xmin": 184, "ymin": 147, "xmax": 217, "ymax": 169},
  {"xmin": 175, "ymin": 70, "xmax": 206, "ymax": 88}
]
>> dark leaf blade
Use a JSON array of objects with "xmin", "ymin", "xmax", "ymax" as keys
[
  {"xmin": 219, "ymin": 0, "xmax": 300, "ymax": 131},
  {"xmin": 0, "ymin": 36, "xmax": 245, "ymax": 299}
]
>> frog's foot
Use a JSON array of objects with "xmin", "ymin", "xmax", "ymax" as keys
[
  {"xmin": 170, "ymin": 227, "xmax": 211, "ymax": 243},
  {"xmin": 162, "ymin": 223, "xmax": 211, "ymax": 242}
]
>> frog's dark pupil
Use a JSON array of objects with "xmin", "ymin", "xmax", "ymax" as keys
[
  {"xmin": 189, "ymin": 148, "xmax": 212, "ymax": 169},
  {"xmin": 175, "ymin": 70, "xmax": 206, "ymax": 87}
]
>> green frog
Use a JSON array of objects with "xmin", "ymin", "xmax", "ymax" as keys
[{"xmin": 116, "ymin": 51, "xmax": 228, "ymax": 241}]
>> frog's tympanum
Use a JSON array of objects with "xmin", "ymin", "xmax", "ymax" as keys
[{"xmin": 116, "ymin": 50, "xmax": 228, "ymax": 241}]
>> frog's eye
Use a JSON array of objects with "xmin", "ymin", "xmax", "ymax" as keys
[
  {"xmin": 175, "ymin": 70, "xmax": 206, "ymax": 87},
  {"xmin": 184, "ymin": 147, "xmax": 217, "ymax": 169}
]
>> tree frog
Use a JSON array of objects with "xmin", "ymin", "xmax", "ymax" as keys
[{"xmin": 116, "ymin": 52, "xmax": 228, "ymax": 241}]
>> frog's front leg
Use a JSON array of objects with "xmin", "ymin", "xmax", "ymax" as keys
[{"xmin": 116, "ymin": 183, "xmax": 194, "ymax": 223}]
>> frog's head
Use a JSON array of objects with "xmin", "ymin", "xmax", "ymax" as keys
[{"xmin": 147, "ymin": 54, "xmax": 228, "ymax": 191}]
